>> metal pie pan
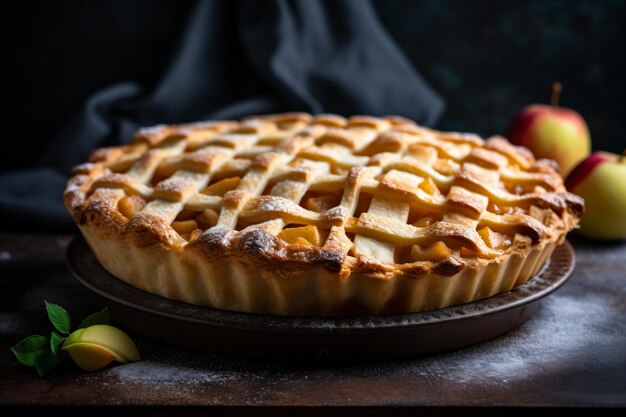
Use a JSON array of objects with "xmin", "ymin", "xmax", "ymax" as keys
[{"xmin": 66, "ymin": 236, "xmax": 575, "ymax": 358}]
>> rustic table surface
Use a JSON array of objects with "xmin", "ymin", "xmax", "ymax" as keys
[{"xmin": 1, "ymin": 232, "xmax": 625, "ymax": 414}]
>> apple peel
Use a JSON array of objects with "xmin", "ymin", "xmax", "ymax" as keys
[
  {"xmin": 506, "ymin": 83, "xmax": 591, "ymax": 176},
  {"xmin": 565, "ymin": 151, "xmax": 626, "ymax": 240},
  {"xmin": 62, "ymin": 325, "xmax": 140, "ymax": 371},
  {"xmin": 565, "ymin": 151, "xmax": 618, "ymax": 192}
]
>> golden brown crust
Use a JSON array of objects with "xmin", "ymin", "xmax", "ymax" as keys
[
  {"xmin": 125, "ymin": 212, "xmax": 181, "ymax": 248},
  {"xmin": 65, "ymin": 113, "xmax": 583, "ymax": 316}
]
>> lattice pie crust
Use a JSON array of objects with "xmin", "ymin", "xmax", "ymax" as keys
[{"xmin": 65, "ymin": 113, "xmax": 583, "ymax": 316}]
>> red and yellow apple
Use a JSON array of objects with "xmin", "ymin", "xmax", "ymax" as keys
[
  {"xmin": 506, "ymin": 83, "xmax": 591, "ymax": 176},
  {"xmin": 565, "ymin": 151, "xmax": 626, "ymax": 240}
]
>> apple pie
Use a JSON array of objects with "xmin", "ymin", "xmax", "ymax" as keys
[{"xmin": 65, "ymin": 113, "xmax": 583, "ymax": 316}]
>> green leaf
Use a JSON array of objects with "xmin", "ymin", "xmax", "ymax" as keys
[
  {"xmin": 44, "ymin": 300, "xmax": 71, "ymax": 335},
  {"xmin": 12, "ymin": 334, "xmax": 60, "ymax": 377},
  {"xmin": 78, "ymin": 307, "xmax": 110, "ymax": 329},
  {"xmin": 11, "ymin": 335, "xmax": 49, "ymax": 366},
  {"xmin": 12, "ymin": 302, "xmax": 114, "ymax": 376},
  {"xmin": 50, "ymin": 331, "xmax": 64, "ymax": 355},
  {"xmin": 34, "ymin": 350, "xmax": 59, "ymax": 377}
]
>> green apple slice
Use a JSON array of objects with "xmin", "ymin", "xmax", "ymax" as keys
[{"xmin": 62, "ymin": 325, "xmax": 140, "ymax": 371}]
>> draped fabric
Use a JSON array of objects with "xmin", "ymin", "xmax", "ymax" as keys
[{"xmin": 0, "ymin": 0, "xmax": 444, "ymax": 231}]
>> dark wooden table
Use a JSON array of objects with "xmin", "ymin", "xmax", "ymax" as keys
[{"xmin": 1, "ymin": 233, "xmax": 625, "ymax": 414}]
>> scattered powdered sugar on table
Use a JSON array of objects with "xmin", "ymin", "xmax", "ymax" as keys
[
  {"xmin": 105, "ymin": 361, "xmax": 239, "ymax": 385},
  {"xmin": 0, "ymin": 312, "xmax": 23, "ymax": 333},
  {"xmin": 398, "ymin": 290, "xmax": 625, "ymax": 384},
  {"xmin": 85, "ymin": 289, "xmax": 623, "ymax": 390}
]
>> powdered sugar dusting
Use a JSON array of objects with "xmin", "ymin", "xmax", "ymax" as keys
[
  {"xmin": 393, "ymin": 290, "xmax": 625, "ymax": 384},
  {"xmin": 73, "ymin": 162, "xmax": 97, "ymax": 173},
  {"xmin": 138, "ymin": 124, "xmax": 167, "ymax": 135},
  {"xmin": 255, "ymin": 196, "xmax": 296, "ymax": 212},
  {"xmin": 182, "ymin": 120, "xmax": 228, "ymax": 129},
  {"xmin": 104, "ymin": 361, "xmax": 239, "ymax": 385},
  {"xmin": 0, "ymin": 312, "xmax": 22, "ymax": 332},
  {"xmin": 154, "ymin": 177, "xmax": 191, "ymax": 193},
  {"xmin": 321, "ymin": 206, "xmax": 347, "ymax": 221}
]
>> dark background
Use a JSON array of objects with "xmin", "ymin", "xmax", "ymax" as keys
[{"xmin": 1, "ymin": 0, "xmax": 624, "ymax": 173}]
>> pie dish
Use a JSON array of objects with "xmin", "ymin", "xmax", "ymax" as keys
[{"xmin": 64, "ymin": 113, "xmax": 583, "ymax": 316}]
